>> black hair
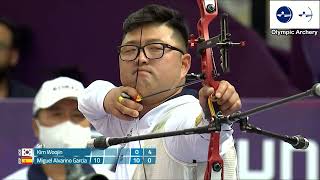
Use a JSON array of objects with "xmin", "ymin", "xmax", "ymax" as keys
[
  {"xmin": 0, "ymin": 17, "xmax": 20, "ymax": 49},
  {"xmin": 123, "ymin": 4, "xmax": 189, "ymax": 49}
]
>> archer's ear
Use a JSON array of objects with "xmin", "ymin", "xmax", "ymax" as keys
[{"xmin": 181, "ymin": 53, "xmax": 191, "ymax": 78}]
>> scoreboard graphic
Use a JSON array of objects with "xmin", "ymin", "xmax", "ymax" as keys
[{"xmin": 18, "ymin": 148, "xmax": 156, "ymax": 165}]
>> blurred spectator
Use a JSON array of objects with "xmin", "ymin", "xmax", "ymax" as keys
[
  {"xmin": 0, "ymin": 17, "xmax": 35, "ymax": 98},
  {"xmin": 4, "ymin": 77, "xmax": 114, "ymax": 179}
]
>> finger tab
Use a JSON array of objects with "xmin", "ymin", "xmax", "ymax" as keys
[
  {"xmin": 118, "ymin": 96, "xmax": 125, "ymax": 103},
  {"xmin": 121, "ymin": 92, "xmax": 131, "ymax": 99}
]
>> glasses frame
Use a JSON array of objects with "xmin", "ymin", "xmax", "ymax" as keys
[{"xmin": 118, "ymin": 42, "xmax": 185, "ymax": 61}]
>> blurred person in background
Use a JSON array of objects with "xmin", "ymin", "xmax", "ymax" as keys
[
  {"xmin": 4, "ymin": 77, "xmax": 114, "ymax": 180},
  {"xmin": 0, "ymin": 17, "xmax": 35, "ymax": 98}
]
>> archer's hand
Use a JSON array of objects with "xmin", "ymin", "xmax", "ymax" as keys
[
  {"xmin": 199, "ymin": 80, "xmax": 241, "ymax": 115},
  {"xmin": 103, "ymin": 86, "xmax": 143, "ymax": 120}
]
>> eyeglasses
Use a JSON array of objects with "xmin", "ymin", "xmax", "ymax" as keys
[{"xmin": 118, "ymin": 43, "xmax": 185, "ymax": 61}]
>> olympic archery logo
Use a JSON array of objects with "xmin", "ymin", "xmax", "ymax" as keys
[
  {"xmin": 270, "ymin": 1, "xmax": 319, "ymax": 30},
  {"xmin": 276, "ymin": 6, "xmax": 293, "ymax": 23}
]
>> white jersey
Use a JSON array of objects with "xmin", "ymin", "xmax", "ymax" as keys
[{"xmin": 78, "ymin": 80, "xmax": 237, "ymax": 179}]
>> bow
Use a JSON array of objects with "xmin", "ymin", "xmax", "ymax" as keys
[
  {"xmin": 189, "ymin": 0, "xmax": 244, "ymax": 179},
  {"xmin": 190, "ymin": 1, "xmax": 223, "ymax": 180}
]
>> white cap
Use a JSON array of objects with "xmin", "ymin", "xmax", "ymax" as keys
[{"xmin": 33, "ymin": 77, "xmax": 85, "ymax": 115}]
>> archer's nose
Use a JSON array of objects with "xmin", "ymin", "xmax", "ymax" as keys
[{"xmin": 136, "ymin": 49, "xmax": 149, "ymax": 65}]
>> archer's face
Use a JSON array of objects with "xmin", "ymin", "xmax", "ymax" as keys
[{"xmin": 119, "ymin": 23, "xmax": 191, "ymax": 105}]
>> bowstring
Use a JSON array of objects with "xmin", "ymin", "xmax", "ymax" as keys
[{"xmin": 134, "ymin": 26, "xmax": 148, "ymax": 180}]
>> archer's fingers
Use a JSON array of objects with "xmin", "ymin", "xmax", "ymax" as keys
[
  {"xmin": 109, "ymin": 106, "xmax": 135, "ymax": 121},
  {"xmin": 115, "ymin": 101, "xmax": 140, "ymax": 118},
  {"xmin": 221, "ymin": 99, "xmax": 242, "ymax": 116},
  {"xmin": 215, "ymin": 80, "xmax": 229, "ymax": 99},
  {"xmin": 217, "ymin": 83, "xmax": 236, "ymax": 105},
  {"xmin": 118, "ymin": 95, "xmax": 143, "ymax": 112},
  {"xmin": 220, "ymin": 92, "xmax": 240, "ymax": 112},
  {"xmin": 199, "ymin": 86, "xmax": 215, "ymax": 107}
]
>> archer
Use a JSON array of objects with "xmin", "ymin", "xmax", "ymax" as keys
[{"xmin": 78, "ymin": 4, "xmax": 241, "ymax": 179}]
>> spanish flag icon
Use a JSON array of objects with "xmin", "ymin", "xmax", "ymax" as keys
[{"xmin": 20, "ymin": 156, "xmax": 33, "ymax": 165}]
